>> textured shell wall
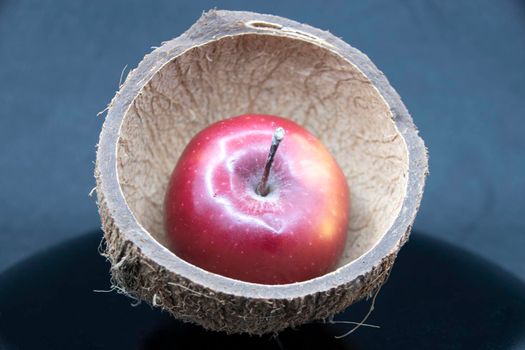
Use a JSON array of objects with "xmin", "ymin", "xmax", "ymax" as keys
[{"xmin": 117, "ymin": 34, "xmax": 409, "ymax": 266}]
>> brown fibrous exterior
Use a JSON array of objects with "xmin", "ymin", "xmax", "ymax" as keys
[{"xmin": 95, "ymin": 10, "xmax": 428, "ymax": 334}]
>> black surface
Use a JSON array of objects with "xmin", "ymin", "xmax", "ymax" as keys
[
  {"xmin": 0, "ymin": 0, "xmax": 524, "ymax": 281},
  {"xmin": 0, "ymin": 231, "xmax": 524, "ymax": 350}
]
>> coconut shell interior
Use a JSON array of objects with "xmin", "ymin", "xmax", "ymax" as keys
[{"xmin": 117, "ymin": 33, "xmax": 409, "ymax": 269}]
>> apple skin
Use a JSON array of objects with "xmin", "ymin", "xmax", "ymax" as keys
[{"xmin": 164, "ymin": 114, "xmax": 350, "ymax": 285}]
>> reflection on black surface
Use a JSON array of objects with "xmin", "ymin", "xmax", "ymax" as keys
[
  {"xmin": 0, "ymin": 231, "xmax": 524, "ymax": 350},
  {"xmin": 140, "ymin": 322, "xmax": 349, "ymax": 350}
]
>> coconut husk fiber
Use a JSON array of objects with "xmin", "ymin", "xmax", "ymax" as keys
[{"xmin": 95, "ymin": 9, "xmax": 428, "ymax": 335}]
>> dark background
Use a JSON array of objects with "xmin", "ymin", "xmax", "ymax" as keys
[
  {"xmin": 0, "ymin": 1, "xmax": 524, "ymax": 349},
  {"xmin": 2, "ymin": 0, "xmax": 523, "ymax": 281}
]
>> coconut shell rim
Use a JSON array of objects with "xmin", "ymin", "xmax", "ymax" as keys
[{"xmin": 95, "ymin": 9, "xmax": 428, "ymax": 300}]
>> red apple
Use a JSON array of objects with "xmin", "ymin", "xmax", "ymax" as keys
[{"xmin": 164, "ymin": 114, "xmax": 350, "ymax": 284}]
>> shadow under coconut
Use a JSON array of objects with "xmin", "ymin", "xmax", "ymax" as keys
[{"xmin": 0, "ymin": 231, "xmax": 524, "ymax": 350}]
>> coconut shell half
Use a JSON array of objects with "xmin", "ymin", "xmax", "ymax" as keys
[{"xmin": 95, "ymin": 9, "xmax": 428, "ymax": 334}]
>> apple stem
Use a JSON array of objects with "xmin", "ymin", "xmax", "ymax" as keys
[{"xmin": 256, "ymin": 127, "xmax": 285, "ymax": 196}]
